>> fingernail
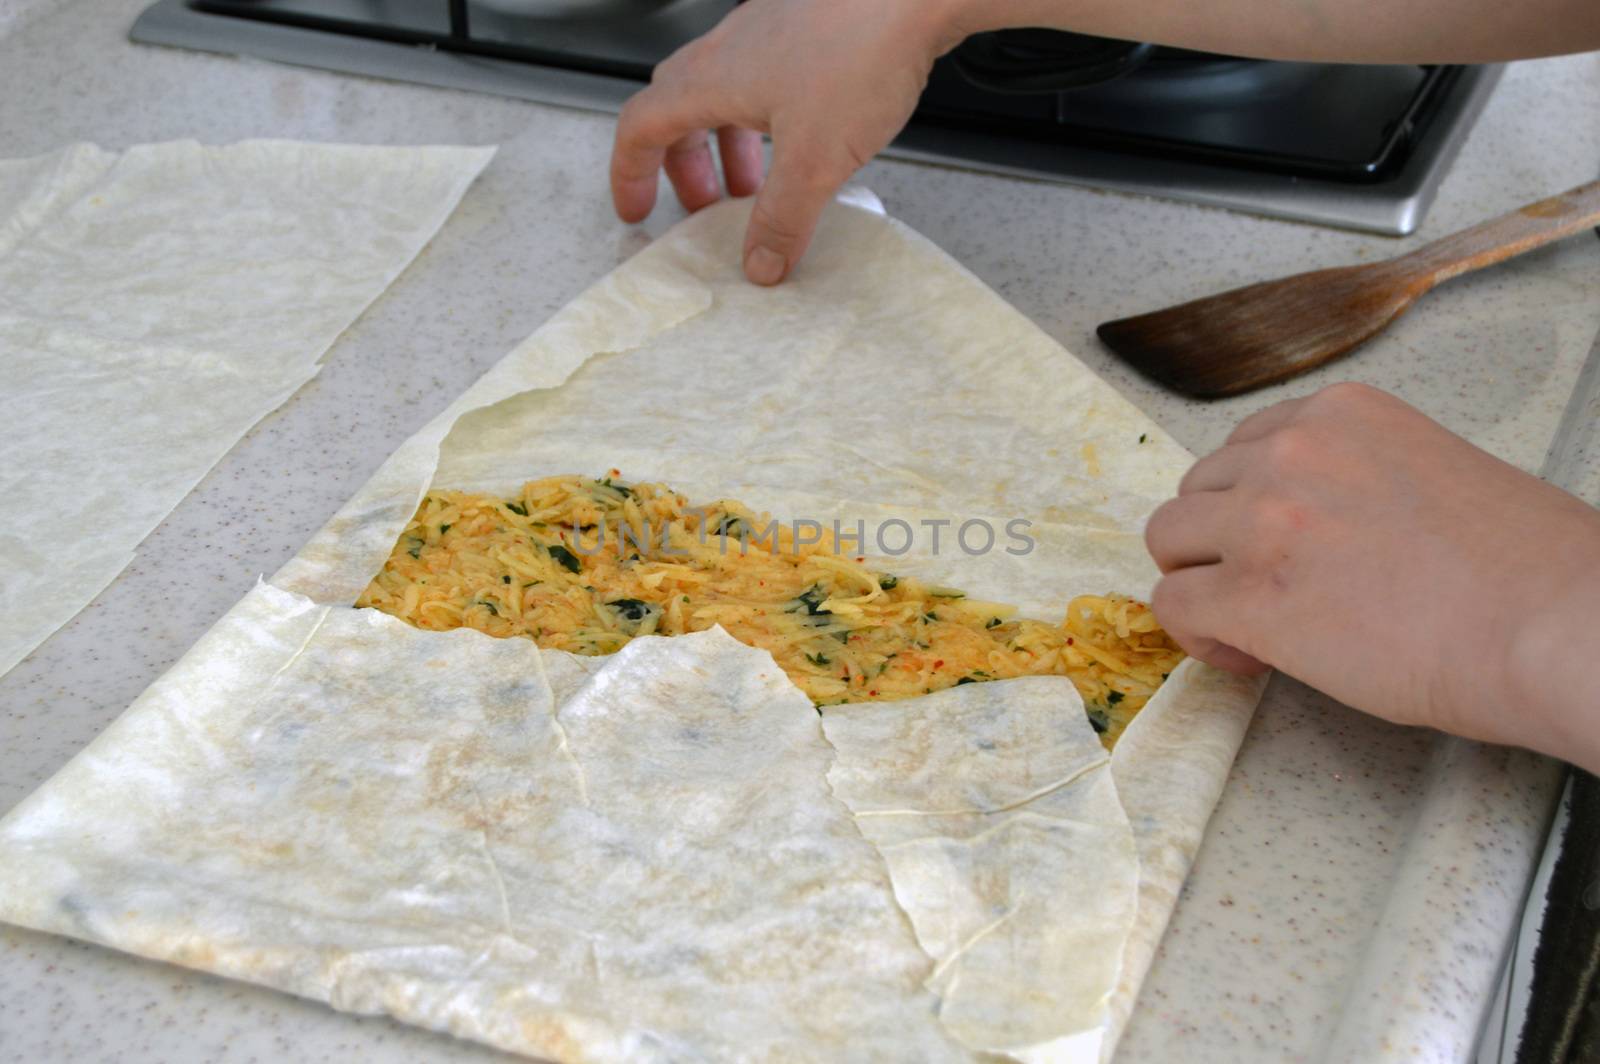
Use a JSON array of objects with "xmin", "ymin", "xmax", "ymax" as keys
[{"xmin": 744, "ymin": 245, "xmax": 786, "ymax": 286}]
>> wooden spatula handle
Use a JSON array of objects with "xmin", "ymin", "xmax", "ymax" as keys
[{"xmin": 1397, "ymin": 179, "xmax": 1600, "ymax": 288}]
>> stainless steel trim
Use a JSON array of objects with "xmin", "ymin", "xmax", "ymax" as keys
[
  {"xmin": 129, "ymin": 0, "xmax": 648, "ymax": 111},
  {"xmin": 886, "ymin": 65, "xmax": 1502, "ymax": 236},
  {"xmin": 130, "ymin": 0, "xmax": 1502, "ymax": 236}
]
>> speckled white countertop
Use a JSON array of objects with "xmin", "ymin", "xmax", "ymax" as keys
[{"xmin": 0, "ymin": 1, "xmax": 1597, "ymax": 1059}]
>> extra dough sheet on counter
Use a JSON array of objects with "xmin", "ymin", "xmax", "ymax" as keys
[
  {"xmin": 0, "ymin": 138, "xmax": 495, "ymax": 679},
  {"xmin": 0, "ymin": 189, "xmax": 1265, "ymax": 1063}
]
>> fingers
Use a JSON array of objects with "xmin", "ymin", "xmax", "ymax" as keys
[
  {"xmin": 1150, "ymin": 565, "xmax": 1269, "ymax": 675},
  {"xmin": 611, "ymin": 81, "xmax": 725, "ymax": 223},
  {"xmin": 1145, "ymin": 491, "xmax": 1232, "ymax": 572},
  {"xmin": 741, "ymin": 136, "xmax": 852, "ymax": 285},
  {"xmin": 662, "ymin": 130, "xmax": 723, "ymax": 214},
  {"xmin": 1225, "ymin": 396, "xmax": 1305, "ymax": 445},
  {"xmin": 718, "ymin": 126, "xmax": 765, "ymax": 197},
  {"xmin": 611, "ymin": 92, "xmax": 673, "ymax": 223},
  {"xmin": 612, "ymin": 86, "xmax": 766, "ymax": 222},
  {"xmin": 1177, "ymin": 440, "xmax": 1262, "ymax": 496},
  {"xmin": 621, "ymin": 120, "xmax": 764, "ymax": 218}
]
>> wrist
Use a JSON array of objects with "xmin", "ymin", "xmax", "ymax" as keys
[
  {"xmin": 919, "ymin": 0, "xmax": 990, "ymax": 56},
  {"xmin": 1498, "ymin": 520, "xmax": 1600, "ymax": 770},
  {"xmin": 935, "ymin": 0, "xmax": 1093, "ymax": 44}
]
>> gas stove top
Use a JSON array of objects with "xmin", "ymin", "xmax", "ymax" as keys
[{"xmin": 130, "ymin": 0, "xmax": 1502, "ymax": 234}]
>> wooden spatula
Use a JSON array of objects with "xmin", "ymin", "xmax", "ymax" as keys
[{"xmin": 1097, "ymin": 180, "xmax": 1600, "ymax": 398}]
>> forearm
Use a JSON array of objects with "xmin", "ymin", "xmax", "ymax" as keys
[{"xmin": 932, "ymin": 0, "xmax": 1600, "ymax": 64}]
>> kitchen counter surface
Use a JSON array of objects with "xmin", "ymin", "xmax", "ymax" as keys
[{"xmin": 1, "ymin": 1, "xmax": 1597, "ymax": 1060}]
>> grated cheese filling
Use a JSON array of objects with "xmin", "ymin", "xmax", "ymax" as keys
[{"xmin": 355, "ymin": 474, "xmax": 1185, "ymax": 746}]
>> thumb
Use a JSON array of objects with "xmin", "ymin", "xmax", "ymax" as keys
[
  {"xmin": 741, "ymin": 137, "xmax": 852, "ymax": 286},
  {"xmin": 1179, "ymin": 635, "xmax": 1270, "ymax": 676},
  {"xmin": 1150, "ymin": 566, "xmax": 1271, "ymax": 676}
]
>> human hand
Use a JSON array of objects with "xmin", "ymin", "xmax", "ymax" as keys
[
  {"xmin": 1145, "ymin": 382, "xmax": 1600, "ymax": 763},
  {"xmin": 610, "ymin": 0, "xmax": 962, "ymax": 285}
]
